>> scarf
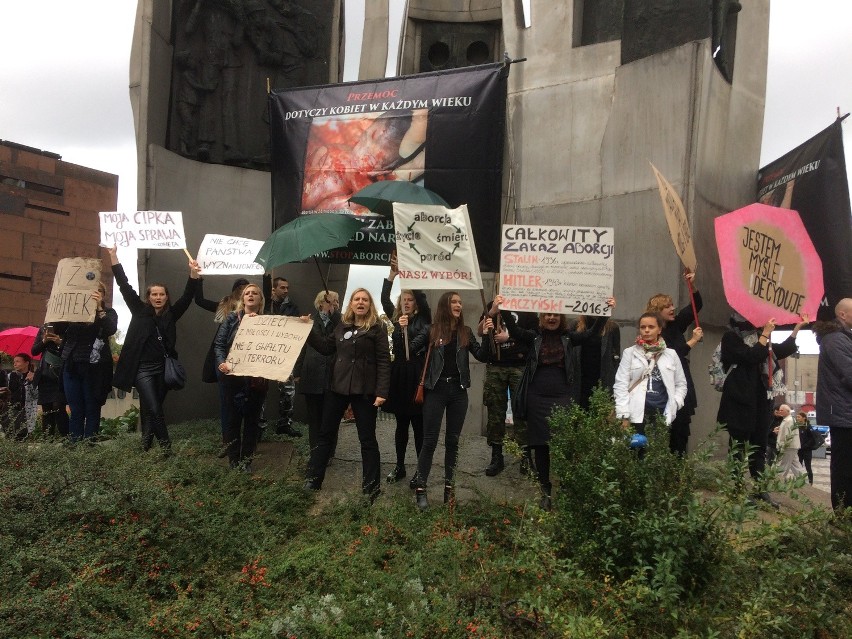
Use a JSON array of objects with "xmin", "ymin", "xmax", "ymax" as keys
[
  {"xmin": 635, "ymin": 336, "xmax": 667, "ymax": 353},
  {"xmin": 318, "ymin": 311, "xmax": 332, "ymax": 328}
]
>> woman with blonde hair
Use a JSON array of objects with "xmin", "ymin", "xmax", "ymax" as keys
[
  {"xmin": 215, "ymin": 283, "xmax": 267, "ymax": 472},
  {"xmin": 293, "ymin": 289, "xmax": 341, "ymax": 455},
  {"xmin": 381, "ymin": 254, "xmax": 431, "ymax": 484},
  {"xmin": 304, "ymin": 288, "xmax": 390, "ymax": 501},
  {"xmin": 645, "ymin": 271, "xmax": 703, "ymax": 455}
]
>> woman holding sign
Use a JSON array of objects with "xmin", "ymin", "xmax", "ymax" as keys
[
  {"xmin": 645, "ymin": 271, "xmax": 704, "ymax": 456},
  {"xmin": 494, "ymin": 295, "xmax": 614, "ymax": 511},
  {"xmin": 214, "ymin": 283, "xmax": 267, "ymax": 472},
  {"xmin": 413, "ymin": 292, "xmax": 493, "ymax": 511},
  {"xmin": 59, "ymin": 281, "xmax": 118, "ymax": 442},
  {"xmin": 109, "ymin": 246, "xmax": 201, "ymax": 452},
  {"xmin": 303, "ymin": 288, "xmax": 390, "ymax": 502}
]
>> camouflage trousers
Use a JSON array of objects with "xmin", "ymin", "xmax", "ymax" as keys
[
  {"xmin": 483, "ymin": 365, "xmax": 527, "ymax": 446},
  {"xmin": 276, "ymin": 378, "xmax": 295, "ymax": 427}
]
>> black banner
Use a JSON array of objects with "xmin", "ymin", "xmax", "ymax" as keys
[
  {"xmin": 269, "ymin": 63, "xmax": 508, "ymax": 271},
  {"xmin": 757, "ymin": 120, "xmax": 852, "ymax": 320}
]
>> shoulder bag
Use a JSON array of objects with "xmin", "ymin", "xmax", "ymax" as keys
[{"xmin": 155, "ymin": 326, "xmax": 187, "ymax": 391}]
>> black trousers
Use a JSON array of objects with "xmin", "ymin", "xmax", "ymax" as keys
[
  {"xmin": 830, "ymin": 427, "xmax": 852, "ymax": 511},
  {"xmin": 222, "ymin": 377, "xmax": 266, "ymax": 464},
  {"xmin": 416, "ymin": 380, "xmax": 468, "ymax": 487},
  {"xmin": 135, "ymin": 361, "xmax": 169, "ymax": 450},
  {"xmin": 303, "ymin": 392, "xmax": 338, "ymax": 458},
  {"xmin": 306, "ymin": 391, "xmax": 380, "ymax": 495}
]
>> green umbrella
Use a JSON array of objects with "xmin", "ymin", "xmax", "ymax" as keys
[
  {"xmin": 255, "ymin": 213, "xmax": 365, "ymax": 288},
  {"xmin": 348, "ymin": 180, "xmax": 449, "ymax": 216}
]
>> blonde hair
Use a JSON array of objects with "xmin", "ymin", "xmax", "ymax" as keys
[
  {"xmin": 392, "ymin": 289, "xmax": 418, "ymax": 322},
  {"xmin": 343, "ymin": 288, "xmax": 379, "ymax": 330},
  {"xmin": 313, "ymin": 290, "xmax": 339, "ymax": 311},
  {"xmin": 236, "ymin": 284, "xmax": 264, "ymax": 314},
  {"xmin": 646, "ymin": 294, "xmax": 674, "ymax": 315}
]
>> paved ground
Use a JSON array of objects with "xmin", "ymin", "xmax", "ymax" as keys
[{"xmin": 239, "ymin": 413, "xmax": 834, "ymax": 512}]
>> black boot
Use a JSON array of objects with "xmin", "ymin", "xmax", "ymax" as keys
[
  {"xmin": 415, "ymin": 488, "xmax": 429, "ymax": 511},
  {"xmin": 443, "ymin": 483, "xmax": 455, "ymax": 505},
  {"xmin": 386, "ymin": 465, "xmax": 406, "ymax": 483},
  {"xmin": 485, "ymin": 443, "xmax": 504, "ymax": 477}
]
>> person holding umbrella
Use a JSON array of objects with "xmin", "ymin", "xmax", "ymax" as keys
[{"xmin": 303, "ymin": 288, "xmax": 390, "ymax": 502}]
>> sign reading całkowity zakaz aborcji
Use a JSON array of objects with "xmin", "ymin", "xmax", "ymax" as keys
[{"xmin": 498, "ymin": 225, "xmax": 615, "ymax": 315}]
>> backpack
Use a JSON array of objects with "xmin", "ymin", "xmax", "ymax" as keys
[{"xmin": 708, "ymin": 341, "xmax": 736, "ymax": 391}]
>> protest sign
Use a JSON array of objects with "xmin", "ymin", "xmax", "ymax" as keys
[
  {"xmin": 714, "ymin": 203, "xmax": 823, "ymax": 326},
  {"xmin": 224, "ymin": 315, "xmax": 312, "ymax": 383},
  {"xmin": 498, "ymin": 225, "xmax": 615, "ymax": 314},
  {"xmin": 197, "ymin": 234, "xmax": 265, "ymax": 275},
  {"xmin": 393, "ymin": 203, "xmax": 482, "ymax": 290},
  {"xmin": 45, "ymin": 258, "xmax": 102, "ymax": 323},
  {"xmin": 99, "ymin": 211, "xmax": 187, "ymax": 249},
  {"xmin": 650, "ymin": 163, "xmax": 697, "ymax": 272}
]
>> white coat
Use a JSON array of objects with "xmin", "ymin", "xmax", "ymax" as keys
[
  {"xmin": 613, "ymin": 346, "xmax": 687, "ymax": 425},
  {"xmin": 775, "ymin": 415, "xmax": 800, "ymax": 451}
]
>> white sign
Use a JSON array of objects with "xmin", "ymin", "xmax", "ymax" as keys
[
  {"xmin": 393, "ymin": 203, "xmax": 483, "ymax": 290},
  {"xmin": 98, "ymin": 211, "xmax": 187, "ymax": 249},
  {"xmin": 499, "ymin": 224, "xmax": 615, "ymax": 314},
  {"xmin": 197, "ymin": 234, "xmax": 265, "ymax": 275},
  {"xmin": 45, "ymin": 257, "xmax": 102, "ymax": 323},
  {"xmin": 224, "ymin": 314, "xmax": 312, "ymax": 383}
]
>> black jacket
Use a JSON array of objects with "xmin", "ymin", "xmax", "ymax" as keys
[
  {"xmin": 423, "ymin": 326, "xmax": 490, "ymax": 389},
  {"xmin": 112, "ymin": 263, "xmax": 198, "ymax": 391},
  {"xmin": 815, "ymin": 320, "xmax": 852, "ymax": 429},
  {"xmin": 293, "ymin": 311, "xmax": 340, "ymax": 394},
  {"xmin": 380, "ymin": 278, "xmax": 431, "ymax": 359},
  {"xmin": 661, "ymin": 290, "xmax": 703, "ymax": 413},
  {"xmin": 307, "ymin": 315, "xmax": 391, "ymax": 398},
  {"xmin": 262, "ymin": 274, "xmax": 300, "ymax": 316}
]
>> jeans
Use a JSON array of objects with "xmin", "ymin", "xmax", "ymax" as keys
[
  {"xmin": 416, "ymin": 379, "xmax": 468, "ymax": 487},
  {"xmin": 63, "ymin": 361, "xmax": 102, "ymax": 441},
  {"xmin": 222, "ymin": 376, "xmax": 266, "ymax": 464},
  {"xmin": 306, "ymin": 391, "xmax": 380, "ymax": 495},
  {"xmin": 135, "ymin": 361, "xmax": 169, "ymax": 450}
]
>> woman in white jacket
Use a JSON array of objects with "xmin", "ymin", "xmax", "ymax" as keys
[{"xmin": 614, "ymin": 313, "xmax": 687, "ymax": 439}]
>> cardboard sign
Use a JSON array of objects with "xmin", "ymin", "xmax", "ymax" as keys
[
  {"xmin": 650, "ymin": 163, "xmax": 697, "ymax": 273},
  {"xmin": 197, "ymin": 234, "xmax": 265, "ymax": 275},
  {"xmin": 98, "ymin": 211, "xmax": 187, "ymax": 249},
  {"xmin": 393, "ymin": 203, "xmax": 482, "ymax": 290},
  {"xmin": 498, "ymin": 225, "xmax": 615, "ymax": 314},
  {"xmin": 45, "ymin": 257, "xmax": 102, "ymax": 323},
  {"xmin": 715, "ymin": 203, "xmax": 823, "ymax": 325},
  {"xmin": 224, "ymin": 314, "xmax": 312, "ymax": 383}
]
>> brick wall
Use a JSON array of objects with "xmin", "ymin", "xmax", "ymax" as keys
[{"xmin": 0, "ymin": 141, "xmax": 118, "ymax": 330}]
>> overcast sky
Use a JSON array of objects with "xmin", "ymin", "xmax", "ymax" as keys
[{"xmin": 1, "ymin": 0, "xmax": 850, "ymax": 352}]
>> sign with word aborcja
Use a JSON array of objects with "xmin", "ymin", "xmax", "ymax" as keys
[
  {"xmin": 197, "ymin": 234, "xmax": 265, "ymax": 275},
  {"xmin": 45, "ymin": 257, "xmax": 102, "ymax": 323},
  {"xmin": 498, "ymin": 225, "xmax": 615, "ymax": 314},
  {"xmin": 224, "ymin": 315, "xmax": 312, "ymax": 383},
  {"xmin": 393, "ymin": 203, "xmax": 483, "ymax": 289},
  {"xmin": 98, "ymin": 211, "xmax": 187, "ymax": 249}
]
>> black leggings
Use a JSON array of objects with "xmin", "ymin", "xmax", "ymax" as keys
[
  {"xmin": 135, "ymin": 361, "xmax": 169, "ymax": 450},
  {"xmin": 393, "ymin": 414, "xmax": 424, "ymax": 467},
  {"xmin": 40, "ymin": 400, "xmax": 69, "ymax": 437},
  {"xmin": 531, "ymin": 444, "xmax": 551, "ymax": 495}
]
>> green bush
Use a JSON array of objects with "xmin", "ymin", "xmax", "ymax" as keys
[{"xmin": 0, "ymin": 404, "xmax": 850, "ymax": 639}]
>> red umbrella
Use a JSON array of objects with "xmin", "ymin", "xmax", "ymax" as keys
[
  {"xmin": 0, "ymin": 326, "xmax": 41, "ymax": 360},
  {"xmin": 715, "ymin": 203, "xmax": 823, "ymax": 326}
]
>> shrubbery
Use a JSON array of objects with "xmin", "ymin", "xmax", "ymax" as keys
[{"xmin": 1, "ymin": 394, "xmax": 850, "ymax": 638}]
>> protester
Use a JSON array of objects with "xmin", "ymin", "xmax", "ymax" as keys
[
  {"xmin": 215, "ymin": 283, "xmax": 267, "ymax": 472},
  {"xmin": 109, "ymin": 246, "xmax": 201, "ymax": 452},
  {"xmin": 413, "ymin": 292, "xmax": 492, "ymax": 511},
  {"xmin": 303, "ymin": 288, "xmax": 390, "ymax": 502},
  {"xmin": 717, "ymin": 312, "xmax": 809, "ymax": 507},
  {"xmin": 263, "ymin": 274, "xmax": 301, "ymax": 437},
  {"xmin": 479, "ymin": 300, "xmax": 538, "ymax": 478},
  {"xmin": 3, "ymin": 354, "xmax": 33, "ymax": 439},
  {"xmin": 195, "ymin": 276, "xmax": 249, "ymax": 452},
  {"xmin": 494, "ymin": 296, "xmax": 615, "ymax": 510},
  {"xmin": 293, "ymin": 289, "xmax": 340, "ymax": 457},
  {"xmin": 380, "ymin": 256, "xmax": 431, "ymax": 484},
  {"xmin": 569, "ymin": 312, "xmax": 621, "ymax": 408},
  {"xmin": 774, "ymin": 404, "xmax": 805, "ymax": 480},
  {"xmin": 795, "ymin": 411, "xmax": 815, "ymax": 485},
  {"xmin": 59, "ymin": 281, "xmax": 118, "ymax": 442},
  {"xmin": 645, "ymin": 271, "xmax": 703, "ymax": 455},
  {"xmin": 31, "ymin": 323, "xmax": 69, "ymax": 437},
  {"xmin": 613, "ymin": 312, "xmax": 686, "ymax": 467},
  {"xmin": 814, "ymin": 298, "xmax": 852, "ymax": 511}
]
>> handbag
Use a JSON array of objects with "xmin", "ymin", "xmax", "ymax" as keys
[
  {"xmin": 40, "ymin": 349, "xmax": 63, "ymax": 382},
  {"xmin": 156, "ymin": 326, "xmax": 187, "ymax": 391},
  {"xmin": 413, "ymin": 343, "xmax": 433, "ymax": 405}
]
